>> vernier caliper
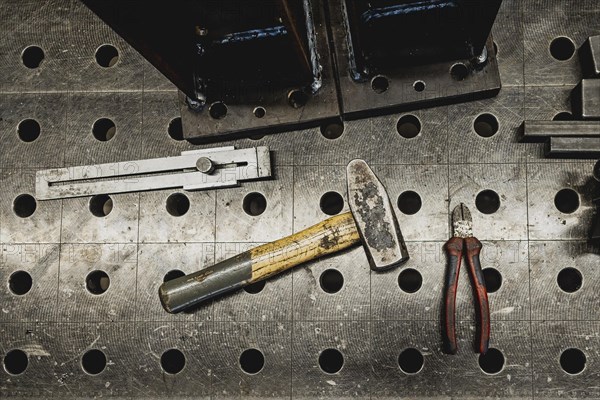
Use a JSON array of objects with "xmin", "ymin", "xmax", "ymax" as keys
[{"xmin": 35, "ymin": 146, "xmax": 271, "ymax": 200}]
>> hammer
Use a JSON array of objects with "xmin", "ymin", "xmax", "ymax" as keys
[{"xmin": 159, "ymin": 159, "xmax": 409, "ymax": 313}]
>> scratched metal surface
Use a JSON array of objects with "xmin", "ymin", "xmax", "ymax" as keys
[{"xmin": 1, "ymin": 0, "xmax": 600, "ymax": 399}]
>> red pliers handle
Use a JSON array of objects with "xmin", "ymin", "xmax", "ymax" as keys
[{"xmin": 443, "ymin": 236, "xmax": 490, "ymax": 354}]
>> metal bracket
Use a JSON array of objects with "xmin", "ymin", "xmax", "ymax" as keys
[{"xmin": 35, "ymin": 146, "xmax": 272, "ymax": 200}]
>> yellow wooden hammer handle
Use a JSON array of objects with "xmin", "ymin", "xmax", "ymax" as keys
[
  {"xmin": 159, "ymin": 212, "xmax": 360, "ymax": 313},
  {"xmin": 249, "ymin": 211, "xmax": 360, "ymax": 282}
]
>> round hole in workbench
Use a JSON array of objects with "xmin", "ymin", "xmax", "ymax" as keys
[
  {"xmin": 560, "ymin": 348, "xmax": 586, "ymax": 375},
  {"xmin": 397, "ymin": 191, "xmax": 422, "ymax": 215},
  {"xmin": 17, "ymin": 119, "xmax": 41, "ymax": 142},
  {"xmin": 239, "ymin": 348, "xmax": 264, "ymax": 375},
  {"xmin": 413, "ymin": 80, "xmax": 426, "ymax": 92},
  {"xmin": 288, "ymin": 89, "xmax": 308, "ymax": 108},
  {"xmin": 13, "ymin": 194, "xmax": 37, "ymax": 218},
  {"xmin": 450, "ymin": 63, "xmax": 469, "ymax": 81},
  {"xmin": 95, "ymin": 44, "xmax": 119, "ymax": 68},
  {"xmin": 557, "ymin": 267, "xmax": 583, "ymax": 293},
  {"xmin": 92, "ymin": 118, "xmax": 116, "ymax": 142},
  {"xmin": 371, "ymin": 75, "xmax": 389, "ymax": 94},
  {"xmin": 320, "ymin": 119, "xmax": 344, "ymax": 140},
  {"xmin": 398, "ymin": 348, "xmax": 424, "ymax": 374},
  {"xmin": 166, "ymin": 193, "xmax": 190, "ymax": 217},
  {"xmin": 320, "ymin": 269, "xmax": 344, "ymax": 294},
  {"xmin": 3, "ymin": 349, "xmax": 28, "ymax": 375},
  {"xmin": 554, "ymin": 188, "xmax": 579, "ymax": 214},
  {"xmin": 398, "ymin": 269, "xmax": 422, "ymax": 294},
  {"xmin": 89, "ymin": 194, "xmax": 113, "ymax": 217},
  {"xmin": 86, "ymin": 270, "xmax": 110, "ymax": 295},
  {"xmin": 168, "ymin": 117, "xmax": 184, "ymax": 141},
  {"xmin": 209, "ymin": 101, "xmax": 228, "ymax": 119},
  {"xmin": 319, "ymin": 191, "xmax": 344, "ymax": 216},
  {"xmin": 552, "ymin": 111, "xmax": 574, "ymax": 121},
  {"xmin": 478, "ymin": 348, "xmax": 505, "ymax": 374},
  {"xmin": 244, "ymin": 280, "xmax": 266, "ymax": 294},
  {"xmin": 397, "ymin": 115, "xmax": 421, "ymax": 139},
  {"xmin": 21, "ymin": 45, "xmax": 45, "ymax": 69},
  {"xmin": 594, "ymin": 160, "xmax": 600, "ymax": 182},
  {"xmin": 549, "ymin": 36, "xmax": 575, "ymax": 61},
  {"xmin": 163, "ymin": 269, "xmax": 185, "ymax": 283},
  {"xmin": 161, "ymin": 349, "xmax": 186, "ymax": 374},
  {"xmin": 81, "ymin": 349, "xmax": 107, "ymax": 375},
  {"xmin": 253, "ymin": 107, "xmax": 266, "ymax": 119},
  {"xmin": 473, "ymin": 113, "xmax": 499, "ymax": 138},
  {"xmin": 318, "ymin": 348, "xmax": 343, "ymax": 374},
  {"xmin": 242, "ymin": 192, "xmax": 267, "ymax": 216},
  {"xmin": 483, "ymin": 268, "xmax": 502, "ymax": 293},
  {"xmin": 476, "ymin": 190, "xmax": 501, "ymax": 214},
  {"xmin": 9, "ymin": 271, "xmax": 33, "ymax": 296}
]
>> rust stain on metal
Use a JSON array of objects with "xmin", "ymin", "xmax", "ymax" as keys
[
  {"xmin": 192, "ymin": 268, "xmax": 215, "ymax": 284},
  {"xmin": 353, "ymin": 180, "xmax": 395, "ymax": 252}
]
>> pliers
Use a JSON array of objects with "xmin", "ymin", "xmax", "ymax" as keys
[{"xmin": 443, "ymin": 203, "xmax": 490, "ymax": 354}]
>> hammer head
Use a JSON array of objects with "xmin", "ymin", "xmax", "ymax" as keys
[{"xmin": 347, "ymin": 159, "xmax": 409, "ymax": 271}]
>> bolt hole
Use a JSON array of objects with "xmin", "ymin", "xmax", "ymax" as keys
[
  {"xmin": 398, "ymin": 268, "xmax": 422, "ymax": 294},
  {"xmin": 476, "ymin": 190, "xmax": 501, "ymax": 215},
  {"xmin": 82, "ymin": 349, "xmax": 107, "ymax": 375},
  {"xmin": 557, "ymin": 267, "xmax": 583, "ymax": 293},
  {"xmin": 320, "ymin": 269, "xmax": 344, "ymax": 294},
  {"xmin": 320, "ymin": 119, "xmax": 344, "ymax": 140},
  {"xmin": 396, "ymin": 115, "xmax": 421, "ymax": 139},
  {"xmin": 552, "ymin": 112, "xmax": 574, "ymax": 121},
  {"xmin": 209, "ymin": 102, "xmax": 228, "ymax": 119},
  {"xmin": 166, "ymin": 193, "xmax": 190, "ymax": 217},
  {"xmin": 550, "ymin": 37, "xmax": 576, "ymax": 61},
  {"xmin": 243, "ymin": 192, "xmax": 267, "ymax": 216},
  {"xmin": 163, "ymin": 269, "xmax": 185, "ymax": 283},
  {"xmin": 95, "ymin": 44, "xmax": 119, "ymax": 68},
  {"xmin": 493, "ymin": 42, "xmax": 499, "ymax": 56},
  {"xmin": 249, "ymin": 134, "xmax": 265, "ymax": 140},
  {"xmin": 371, "ymin": 75, "xmax": 390, "ymax": 94},
  {"xmin": 253, "ymin": 107, "xmax": 266, "ymax": 119},
  {"xmin": 319, "ymin": 191, "xmax": 344, "ymax": 216},
  {"xmin": 554, "ymin": 189, "xmax": 579, "ymax": 214},
  {"xmin": 478, "ymin": 348, "xmax": 505, "ymax": 374},
  {"xmin": 244, "ymin": 280, "xmax": 266, "ymax": 294},
  {"xmin": 288, "ymin": 89, "xmax": 308, "ymax": 109},
  {"xmin": 86, "ymin": 270, "xmax": 110, "ymax": 295},
  {"xmin": 397, "ymin": 191, "xmax": 422, "ymax": 215},
  {"xmin": 13, "ymin": 194, "xmax": 37, "ymax": 218},
  {"xmin": 473, "ymin": 114, "xmax": 499, "ymax": 138},
  {"xmin": 450, "ymin": 63, "xmax": 469, "ymax": 81},
  {"xmin": 92, "ymin": 118, "xmax": 116, "ymax": 142},
  {"xmin": 413, "ymin": 81, "xmax": 426, "ymax": 92},
  {"xmin": 594, "ymin": 160, "xmax": 600, "ymax": 182},
  {"xmin": 161, "ymin": 349, "xmax": 186, "ymax": 374},
  {"xmin": 17, "ymin": 119, "xmax": 41, "ymax": 142},
  {"xmin": 9, "ymin": 271, "xmax": 33, "ymax": 296},
  {"xmin": 168, "ymin": 117, "xmax": 183, "ymax": 141},
  {"xmin": 21, "ymin": 46, "xmax": 45, "ymax": 69},
  {"xmin": 239, "ymin": 348, "xmax": 264, "ymax": 374},
  {"xmin": 560, "ymin": 348, "xmax": 586, "ymax": 375},
  {"xmin": 3, "ymin": 349, "xmax": 28, "ymax": 375},
  {"xmin": 318, "ymin": 348, "xmax": 343, "ymax": 374},
  {"xmin": 89, "ymin": 194, "xmax": 113, "ymax": 217},
  {"xmin": 398, "ymin": 348, "xmax": 424, "ymax": 374},
  {"xmin": 483, "ymin": 268, "xmax": 502, "ymax": 293}
]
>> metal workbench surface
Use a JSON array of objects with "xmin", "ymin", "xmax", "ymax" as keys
[{"xmin": 1, "ymin": 0, "xmax": 599, "ymax": 399}]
